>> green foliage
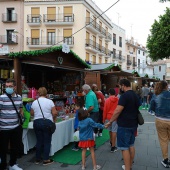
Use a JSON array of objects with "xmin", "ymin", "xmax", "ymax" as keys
[
  {"xmin": 8, "ymin": 46, "xmax": 91, "ymax": 68},
  {"xmin": 146, "ymin": 7, "xmax": 170, "ymax": 61},
  {"xmin": 159, "ymin": 0, "xmax": 170, "ymax": 2}
]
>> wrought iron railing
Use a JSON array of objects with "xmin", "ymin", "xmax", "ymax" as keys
[
  {"xmin": 0, "ymin": 35, "xmax": 18, "ymax": 44},
  {"xmin": 2, "ymin": 13, "xmax": 17, "ymax": 22},
  {"xmin": 27, "ymin": 14, "xmax": 42, "ymax": 23}
]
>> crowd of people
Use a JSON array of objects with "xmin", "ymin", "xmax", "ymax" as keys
[{"xmin": 1, "ymin": 78, "xmax": 170, "ymax": 170}]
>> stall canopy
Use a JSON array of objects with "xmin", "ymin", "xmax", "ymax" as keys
[
  {"xmin": 9, "ymin": 46, "xmax": 91, "ymax": 71},
  {"xmin": 125, "ymin": 70, "xmax": 141, "ymax": 78},
  {"xmin": 90, "ymin": 63, "xmax": 133, "ymax": 76},
  {"xmin": 140, "ymin": 73, "xmax": 160, "ymax": 82}
]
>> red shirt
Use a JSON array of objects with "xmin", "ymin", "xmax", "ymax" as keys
[{"xmin": 95, "ymin": 91, "xmax": 105, "ymax": 110}]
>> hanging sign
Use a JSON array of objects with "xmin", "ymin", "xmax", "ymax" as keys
[
  {"xmin": 62, "ymin": 43, "xmax": 70, "ymax": 53},
  {"xmin": 0, "ymin": 45, "xmax": 9, "ymax": 54}
]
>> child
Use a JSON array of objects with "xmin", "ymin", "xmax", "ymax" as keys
[
  {"xmin": 78, "ymin": 108, "xmax": 104, "ymax": 170},
  {"xmin": 72, "ymin": 102, "xmax": 84, "ymax": 151}
]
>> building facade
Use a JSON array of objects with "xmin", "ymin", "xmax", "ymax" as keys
[
  {"xmin": 0, "ymin": 0, "xmax": 24, "ymax": 55},
  {"xmin": 24, "ymin": 0, "xmax": 113, "ymax": 64}
]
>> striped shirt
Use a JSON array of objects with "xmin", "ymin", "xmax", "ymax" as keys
[{"xmin": 0, "ymin": 93, "xmax": 23, "ymax": 130}]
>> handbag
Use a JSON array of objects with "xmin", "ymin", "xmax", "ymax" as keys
[
  {"xmin": 6, "ymin": 93, "xmax": 24, "ymax": 125},
  {"xmin": 137, "ymin": 110, "xmax": 144, "ymax": 125},
  {"xmin": 37, "ymin": 99, "xmax": 56, "ymax": 134}
]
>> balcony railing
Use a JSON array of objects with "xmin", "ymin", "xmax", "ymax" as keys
[
  {"xmin": 86, "ymin": 17, "xmax": 101, "ymax": 32},
  {"xmin": 43, "ymin": 13, "xmax": 74, "ymax": 22},
  {"xmin": 27, "ymin": 36, "xmax": 74, "ymax": 46},
  {"xmin": 27, "ymin": 14, "xmax": 42, "ymax": 23},
  {"xmin": 99, "ymin": 26, "xmax": 106, "ymax": 37},
  {"xmin": 133, "ymin": 62, "xmax": 137, "ymax": 67},
  {"xmin": 127, "ymin": 60, "xmax": 132, "ymax": 65},
  {"xmin": 2, "ymin": 13, "xmax": 17, "ymax": 22},
  {"xmin": 0, "ymin": 35, "xmax": 18, "ymax": 44},
  {"xmin": 105, "ymin": 32, "xmax": 112, "ymax": 41},
  {"xmin": 85, "ymin": 39, "xmax": 100, "ymax": 51}
]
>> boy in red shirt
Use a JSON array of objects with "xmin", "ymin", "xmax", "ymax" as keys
[{"xmin": 103, "ymin": 88, "xmax": 119, "ymax": 152}]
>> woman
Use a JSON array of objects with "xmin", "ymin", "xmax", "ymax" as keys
[
  {"xmin": 30, "ymin": 87, "xmax": 57, "ymax": 165},
  {"xmin": 150, "ymin": 81, "xmax": 170, "ymax": 168}
]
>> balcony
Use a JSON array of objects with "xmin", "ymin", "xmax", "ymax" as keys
[
  {"xmin": 86, "ymin": 17, "xmax": 101, "ymax": 35},
  {"xmin": 98, "ymin": 46, "xmax": 106, "ymax": 56},
  {"xmin": 43, "ymin": 14, "xmax": 74, "ymax": 26},
  {"xmin": 0, "ymin": 35, "xmax": 18, "ymax": 44},
  {"xmin": 85, "ymin": 39, "xmax": 100, "ymax": 53},
  {"xmin": 99, "ymin": 27, "xmax": 106, "ymax": 38},
  {"xmin": 105, "ymin": 32, "xmax": 112, "ymax": 42},
  {"xmin": 2, "ymin": 13, "xmax": 17, "ymax": 22},
  {"xmin": 105, "ymin": 49, "xmax": 112, "ymax": 58},
  {"xmin": 133, "ymin": 62, "xmax": 137, "ymax": 67},
  {"xmin": 127, "ymin": 60, "xmax": 132, "ymax": 65},
  {"xmin": 27, "ymin": 15, "xmax": 42, "ymax": 26},
  {"xmin": 27, "ymin": 36, "xmax": 74, "ymax": 48}
]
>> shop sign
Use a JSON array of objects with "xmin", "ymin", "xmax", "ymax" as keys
[
  {"xmin": 62, "ymin": 43, "xmax": 70, "ymax": 53},
  {"xmin": 0, "ymin": 45, "xmax": 9, "ymax": 55},
  {"xmin": 58, "ymin": 56, "xmax": 63, "ymax": 65}
]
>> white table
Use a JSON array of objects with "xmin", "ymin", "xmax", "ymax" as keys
[{"xmin": 22, "ymin": 118, "xmax": 75, "ymax": 156}]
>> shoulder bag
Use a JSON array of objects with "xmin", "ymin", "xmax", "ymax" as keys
[
  {"xmin": 37, "ymin": 99, "xmax": 56, "ymax": 134},
  {"xmin": 6, "ymin": 93, "xmax": 23, "ymax": 125}
]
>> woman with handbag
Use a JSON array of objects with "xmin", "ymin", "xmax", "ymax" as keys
[
  {"xmin": 150, "ymin": 81, "xmax": 170, "ymax": 168},
  {"xmin": 30, "ymin": 87, "xmax": 57, "ymax": 166}
]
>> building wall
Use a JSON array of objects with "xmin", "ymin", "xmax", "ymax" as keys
[
  {"xmin": 24, "ymin": 0, "xmax": 113, "ymax": 64},
  {"xmin": 153, "ymin": 64, "xmax": 166, "ymax": 80},
  {"xmin": 0, "ymin": 0, "xmax": 24, "ymax": 54}
]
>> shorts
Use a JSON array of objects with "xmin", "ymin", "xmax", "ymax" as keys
[
  {"xmin": 117, "ymin": 126, "xmax": 137, "ymax": 150},
  {"xmin": 78, "ymin": 140, "xmax": 95, "ymax": 148},
  {"xmin": 107, "ymin": 121, "xmax": 118, "ymax": 132}
]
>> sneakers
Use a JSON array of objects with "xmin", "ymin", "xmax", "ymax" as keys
[
  {"xmin": 93, "ymin": 165, "xmax": 101, "ymax": 170},
  {"xmin": 35, "ymin": 159, "xmax": 41, "ymax": 164},
  {"xmin": 82, "ymin": 165, "xmax": 86, "ymax": 170},
  {"xmin": 72, "ymin": 147, "xmax": 79, "ymax": 151},
  {"xmin": 9, "ymin": 165, "xmax": 23, "ymax": 170},
  {"xmin": 111, "ymin": 146, "xmax": 118, "ymax": 153},
  {"xmin": 161, "ymin": 158, "xmax": 170, "ymax": 168},
  {"xmin": 43, "ymin": 159, "xmax": 54, "ymax": 166},
  {"xmin": 122, "ymin": 165, "xmax": 132, "ymax": 170},
  {"xmin": 99, "ymin": 133, "xmax": 102, "ymax": 137}
]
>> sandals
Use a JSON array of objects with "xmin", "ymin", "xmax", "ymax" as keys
[{"xmin": 43, "ymin": 159, "xmax": 54, "ymax": 166}]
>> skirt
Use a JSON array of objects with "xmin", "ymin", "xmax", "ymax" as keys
[{"xmin": 78, "ymin": 140, "xmax": 95, "ymax": 148}]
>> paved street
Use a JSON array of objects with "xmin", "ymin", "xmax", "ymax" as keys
[{"xmin": 17, "ymin": 109, "xmax": 169, "ymax": 170}]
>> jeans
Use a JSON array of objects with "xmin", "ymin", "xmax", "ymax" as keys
[
  {"xmin": 142, "ymin": 96, "xmax": 148, "ymax": 108},
  {"xmin": 0, "ymin": 125, "xmax": 22, "ymax": 170},
  {"xmin": 33, "ymin": 119, "xmax": 52, "ymax": 161}
]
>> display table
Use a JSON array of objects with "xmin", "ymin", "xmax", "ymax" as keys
[{"xmin": 22, "ymin": 118, "xmax": 75, "ymax": 156}]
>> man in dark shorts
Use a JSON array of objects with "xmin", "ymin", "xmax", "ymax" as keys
[{"xmin": 106, "ymin": 79, "xmax": 140, "ymax": 170}]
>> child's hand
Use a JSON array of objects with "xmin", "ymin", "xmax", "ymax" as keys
[{"xmin": 105, "ymin": 121, "xmax": 111, "ymax": 128}]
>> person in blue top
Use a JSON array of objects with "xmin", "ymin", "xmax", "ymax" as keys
[
  {"xmin": 72, "ymin": 101, "xmax": 84, "ymax": 151},
  {"xmin": 78, "ymin": 108, "xmax": 105, "ymax": 170},
  {"xmin": 82, "ymin": 84, "xmax": 99, "ymax": 136}
]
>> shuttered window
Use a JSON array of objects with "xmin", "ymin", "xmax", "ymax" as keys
[
  {"xmin": 47, "ymin": 29, "xmax": 55, "ymax": 33},
  {"xmin": 86, "ymin": 10, "xmax": 90, "ymax": 23},
  {"xmin": 31, "ymin": 29, "xmax": 40, "ymax": 38},
  {"xmin": 99, "ymin": 39, "xmax": 102, "ymax": 49},
  {"xmin": 99, "ymin": 57, "xmax": 102, "ymax": 64},
  {"xmin": 86, "ymin": 52, "xmax": 89, "ymax": 61},
  {"xmin": 63, "ymin": 29, "xmax": 72, "ymax": 37},
  {"xmin": 31, "ymin": 8, "xmax": 40, "ymax": 15},
  {"xmin": 105, "ymin": 43, "xmax": 108, "ymax": 54},
  {"xmin": 64, "ymin": 7, "xmax": 72, "ymax": 14},
  {"xmin": 92, "ymin": 55, "xmax": 96, "ymax": 64},
  {"xmin": 47, "ymin": 7, "xmax": 56, "ymax": 20}
]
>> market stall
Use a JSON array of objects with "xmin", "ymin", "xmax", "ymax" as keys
[{"xmin": 23, "ymin": 118, "xmax": 75, "ymax": 156}]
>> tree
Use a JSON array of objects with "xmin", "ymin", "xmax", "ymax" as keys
[
  {"xmin": 159, "ymin": 0, "xmax": 170, "ymax": 2},
  {"xmin": 146, "ymin": 7, "xmax": 170, "ymax": 61}
]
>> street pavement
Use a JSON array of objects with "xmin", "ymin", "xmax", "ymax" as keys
[{"xmin": 17, "ymin": 109, "xmax": 169, "ymax": 170}]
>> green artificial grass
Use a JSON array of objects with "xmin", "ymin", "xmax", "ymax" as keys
[{"xmin": 52, "ymin": 129, "xmax": 109, "ymax": 165}]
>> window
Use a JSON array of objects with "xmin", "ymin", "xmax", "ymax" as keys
[
  {"xmin": 86, "ymin": 52, "xmax": 89, "ymax": 61},
  {"xmin": 92, "ymin": 55, "xmax": 96, "ymax": 64},
  {"xmin": 47, "ymin": 7, "xmax": 56, "ymax": 21},
  {"xmin": 63, "ymin": 29, "xmax": 72, "ymax": 45},
  {"xmin": 119, "ymin": 36, "xmax": 122, "ymax": 47},
  {"xmin": 143, "ymin": 52, "xmax": 145, "ymax": 56},
  {"xmin": 31, "ymin": 8, "xmax": 40, "ymax": 23},
  {"xmin": 47, "ymin": 29, "xmax": 55, "ymax": 45},
  {"xmin": 7, "ymin": 30, "xmax": 15, "ymax": 43},
  {"xmin": 133, "ymin": 48, "xmax": 135, "ymax": 52},
  {"xmin": 113, "ymin": 33, "xmax": 116, "ymax": 45},
  {"xmin": 159, "ymin": 66, "xmax": 161, "ymax": 72},
  {"xmin": 99, "ymin": 57, "xmax": 102, "ymax": 64},
  {"xmin": 113, "ymin": 48, "xmax": 116, "ymax": 58},
  {"xmin": 31, "ymin": 29, "xmax": 40, "ymax": 45},
  {"xmin": 138, "ymin": 50, "xmax": 140, "ymax": 54},
  {"xmin": 105, "ymin": 59, "xmax": 107, "ymax": 63},
  {"xmin": 138, "ymin": 59, "xmax": 140, "ymax": 67},
  {"xmin": 7, "ymin": 8, "xmax": 15, "ymax": 21},
  {"xmin": 119, "ymin": 51, "xmax": 122, "ymax": 60},
  {"xmin": 64, "ymin": 6, "xmax": 73, "ymax": 22},
  {"xmin": 128, "ymin": 46, "xmax": 129, "ymax": 50}
]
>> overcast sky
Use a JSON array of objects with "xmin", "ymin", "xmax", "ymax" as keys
[{"xmin": 95, "ymin": 0, "xmax": 169, "ymax": 46}]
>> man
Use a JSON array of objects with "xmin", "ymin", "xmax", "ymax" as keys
[
  {"xmin": 91, "ymin": 84, "xmax": 105, "ymax": 137},
  {"xmin": 142, "ymin": 84, "xmax": 149, "ymax": 109},
  {"xmin": 106, "ymin": 79, "xmax": 139, "ymax": 170},
  {"xmin": 82, "ymin": 84, "xmax": 99, "ymax": 135},
  {"xmin": 103, "ymin": 88, "xmax": 118, "ymax": 153},
  {"xmin": 0, "ymin": 79, "xmax": 23, "ymax": 170}
]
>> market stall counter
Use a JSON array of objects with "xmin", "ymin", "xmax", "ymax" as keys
[{"xmin": 22, "ymin": 117, "xmax": 75, "ymax": 156}]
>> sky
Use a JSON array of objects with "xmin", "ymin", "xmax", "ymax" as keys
[{"xmin": 95, "ymin": 0, "xmax": 170, "ymax": 46}]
